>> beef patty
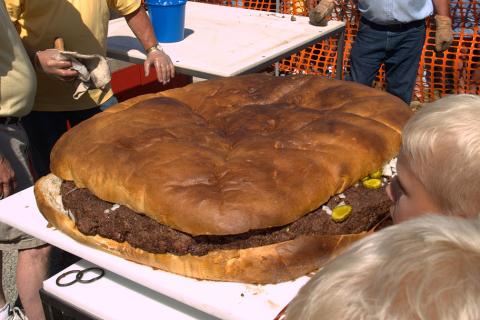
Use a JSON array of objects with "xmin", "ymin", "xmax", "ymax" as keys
[{"xmin": 61, "ymin": 181, "xmax": 392, "ymax": 256}]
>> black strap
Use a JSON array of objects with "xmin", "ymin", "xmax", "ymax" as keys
[{"xmin": 361, "ymin": 17, "xmax": 425, "ymax": 31}]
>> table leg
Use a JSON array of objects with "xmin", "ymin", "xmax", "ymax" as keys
[{"xmin": 335, "ymin": 27, "xmax": 345, "ymax": 80}]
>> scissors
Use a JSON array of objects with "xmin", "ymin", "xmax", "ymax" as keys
[{"xmin": 56, "ymin": 267, "xmax": 105, "ymax": 287}]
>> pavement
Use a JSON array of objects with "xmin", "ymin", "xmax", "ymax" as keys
[{"xmin": 2, "ymin": 250, "xmax": 18, "ymax": 305}]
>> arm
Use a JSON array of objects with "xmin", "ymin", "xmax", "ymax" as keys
[
  {"xmin": 0, "ymin": 155, "xmax": 17, "ymax": 199},
  {"xmin": 432, "ymin": 0, "xmax": 450, "ymax": 16},
  {"xmin": 124, "ymin": 6, "xmax": 175, "ymax": 84},
  {"xmin": 5, "ymin": 0, "xmax": 77, "ymax": 81}
]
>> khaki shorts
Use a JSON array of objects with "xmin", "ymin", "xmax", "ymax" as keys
[{"xmin": 0, "ymin": 122, "xmax": 45, "ymax": 250}]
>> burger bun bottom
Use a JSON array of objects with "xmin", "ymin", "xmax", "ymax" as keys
[{"xmin": 34, "ymin": 173, "xmax": 370, "ymax": 284}]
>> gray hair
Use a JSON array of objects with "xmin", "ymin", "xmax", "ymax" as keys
[
  {"xmin": 401, "ymin": 94, "xmax": 480, "ymax": 217},
  {"xmin": 286, "ymin": 214, "xmax": 480, "ymax": 320}
]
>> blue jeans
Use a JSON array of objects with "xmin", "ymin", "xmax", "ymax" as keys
[
  {"xmin": 21, "ymin": 96, "xmax": 117, "ymax": 178},
  {"xmin": 346, "ymin": 18, "xmax": 426, "ymax": 104},
  {"xmin": 99, "ymin": 95, "xmax": 119, "ymax": 111}
]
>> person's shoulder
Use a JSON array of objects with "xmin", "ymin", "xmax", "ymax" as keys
[{"xmin": 107, "ymin": 0, "xmax": 141, "ymax": 15}]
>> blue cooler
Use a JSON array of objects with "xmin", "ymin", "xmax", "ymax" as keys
[{"xmin": 146, "ymin": 0, "xmax": 187, "ymax": 43}]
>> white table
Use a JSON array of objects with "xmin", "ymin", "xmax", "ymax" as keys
[
  {"xmin": 42, "ymin": 259, "xmax": 218, "ymax": 320},
  {"xmin": 0, "ymin": 188, "xmax": 310, "ymax": 320},
  {"xmin": 107, "ymin": 2, "xmax": 345, "ymax": 79}
]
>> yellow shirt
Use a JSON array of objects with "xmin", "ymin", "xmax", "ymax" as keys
[
  {"xmin": 6, "ymin": 0, "xmax": 141, "ymax": 112},
  {"xmin": 0, "ymin": 1, "xmax": 35, "ymax": 117}
]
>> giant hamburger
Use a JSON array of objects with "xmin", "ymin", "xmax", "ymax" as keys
[{"xmin": 35, "ymin": 74, "xmax": 412, "ymax": 284}]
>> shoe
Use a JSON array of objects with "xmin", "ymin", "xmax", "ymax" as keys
[{"xmin": 7, "ymin": 307, "xmax": 28, "ymax": 320}]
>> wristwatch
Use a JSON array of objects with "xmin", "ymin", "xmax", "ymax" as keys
[{"xmin": 146, "ymin": 44, "xmax": 163, "ymax": 54}]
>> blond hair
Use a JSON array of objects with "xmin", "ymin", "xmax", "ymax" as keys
[
  {"xmin": 286, "ymin": 215, "xmax": 480, "ymax": 320},
  {"xmin": 401, "ymin": 94, "xmax": 480, "ymax": 217}
]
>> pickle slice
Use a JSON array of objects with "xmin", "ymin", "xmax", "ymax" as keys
[
  {"xmin": 362, "ymin": 178, "xmax": 382, "ymax": 189},
  {"xmin": 331, "ymin": 205, "xmax": 352, "ymax": 223}
]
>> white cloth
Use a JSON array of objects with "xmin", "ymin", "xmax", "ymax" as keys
[{"xmin": 58, "ymin": 51, "xmax": 111, "ymax": 100}]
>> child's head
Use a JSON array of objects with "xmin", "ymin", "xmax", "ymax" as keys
[
  {"xmin": 386, "ymin": 94, "xmax": 480, "ymax": 223},
  {"xmin": 285, "ymin": 214, "xmax": 480, "ymax": 320}
]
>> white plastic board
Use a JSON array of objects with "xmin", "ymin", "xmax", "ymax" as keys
[{"xmin": 0, "ymin": 188, "xmax": 310, "ymax": 320}]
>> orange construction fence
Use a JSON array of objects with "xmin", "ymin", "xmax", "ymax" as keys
[
  {"xmin": 152, "ymin": 0, "xmax": 479, "ymax": 102},
  {"xmin": 278, "ymin": 0, "xmax": 480, "ymax": 102}
]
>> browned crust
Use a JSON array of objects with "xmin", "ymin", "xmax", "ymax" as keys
[
  {"xmin": 50, "ymin": 74, "xmax": 411, "ymax": 236},
  {"xmin": 35, "ymin": 174, "xmax": 370, "ymax": 284}
]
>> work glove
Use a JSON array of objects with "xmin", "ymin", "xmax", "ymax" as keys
[
  {"xmin": 434, "ymin": 15, "xmax": 453, "ymax": 52},
  {"xmin": 34, "ymin": 49, "xmax": 78, "ymax": 81},
  {"xmin": 309, "ymin": 0, "xmax": 335, "ymax": 27},
  {"xmin": 144, "ymin": 48, "xmax": 175, "ymax": 85}
]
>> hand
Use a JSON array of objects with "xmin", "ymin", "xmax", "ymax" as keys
[
  {"xmin": 0, "ymin": 155, "xmax": 16, "ymax": 199},
  {"xmin": 309, "ymin": 0, "xmax": 335, "ymax": 27},
  {"xmin": 34, "ymin": 49, "xmax": 78, "ymax": 81},
  {"xmin": 144, "ymin": 49, "xmax": 175, "ymax": 85},
  {"xmin": 434, "ymin": 15, "xmax": 453, "ymax": 52}
]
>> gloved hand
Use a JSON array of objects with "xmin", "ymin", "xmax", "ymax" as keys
[
  {"xmin": 0, "ymin": 155, "xmax": 16, "ymax": 199},
  {"xmin": 59, "ymin": 51, "xmax": 111, "ymax": 99},
  {"xmin": 309, "ymin": 0, "xmax": 335, "ymax": 27},
  {"xmin": 434, "ymin": 15, "xmax": 453, "ymax": 52},
  {"xmin": 34, "ymin": 49, "xmax": 78, "ymax": 81},
  {"xmin": 144, "ymin": 48, "xmax": 175, "ymax": 85}
]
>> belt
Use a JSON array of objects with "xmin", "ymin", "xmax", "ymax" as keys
[
  {"xmin": 361, "ymin": 17, "xmax": 425, "ymax": 31},
  {"xmin": 0, "ymin": 117, "xmax": 21, "ymax": 125}
]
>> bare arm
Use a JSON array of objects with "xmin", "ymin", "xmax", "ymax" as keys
[
  {"xmin": 432, "ymin": 0, "xmax": 450, "ymax": 16},
  {"xmin": 124, "ymin": 6, "xmax": 158, "ymax": 52}
]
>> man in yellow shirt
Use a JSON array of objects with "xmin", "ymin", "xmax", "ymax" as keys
[
  {"xmin": 0, "ymin": 2, "xmax": 50, "ymax": 319},
  {"xmin": 6, "ymin": 0, "xmax": 175, "ymax": 178}
]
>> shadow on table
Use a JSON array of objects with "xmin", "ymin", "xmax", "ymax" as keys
[{"xmin": 107, "ymin": 29, "xmax": 195, "ymax": 52}]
